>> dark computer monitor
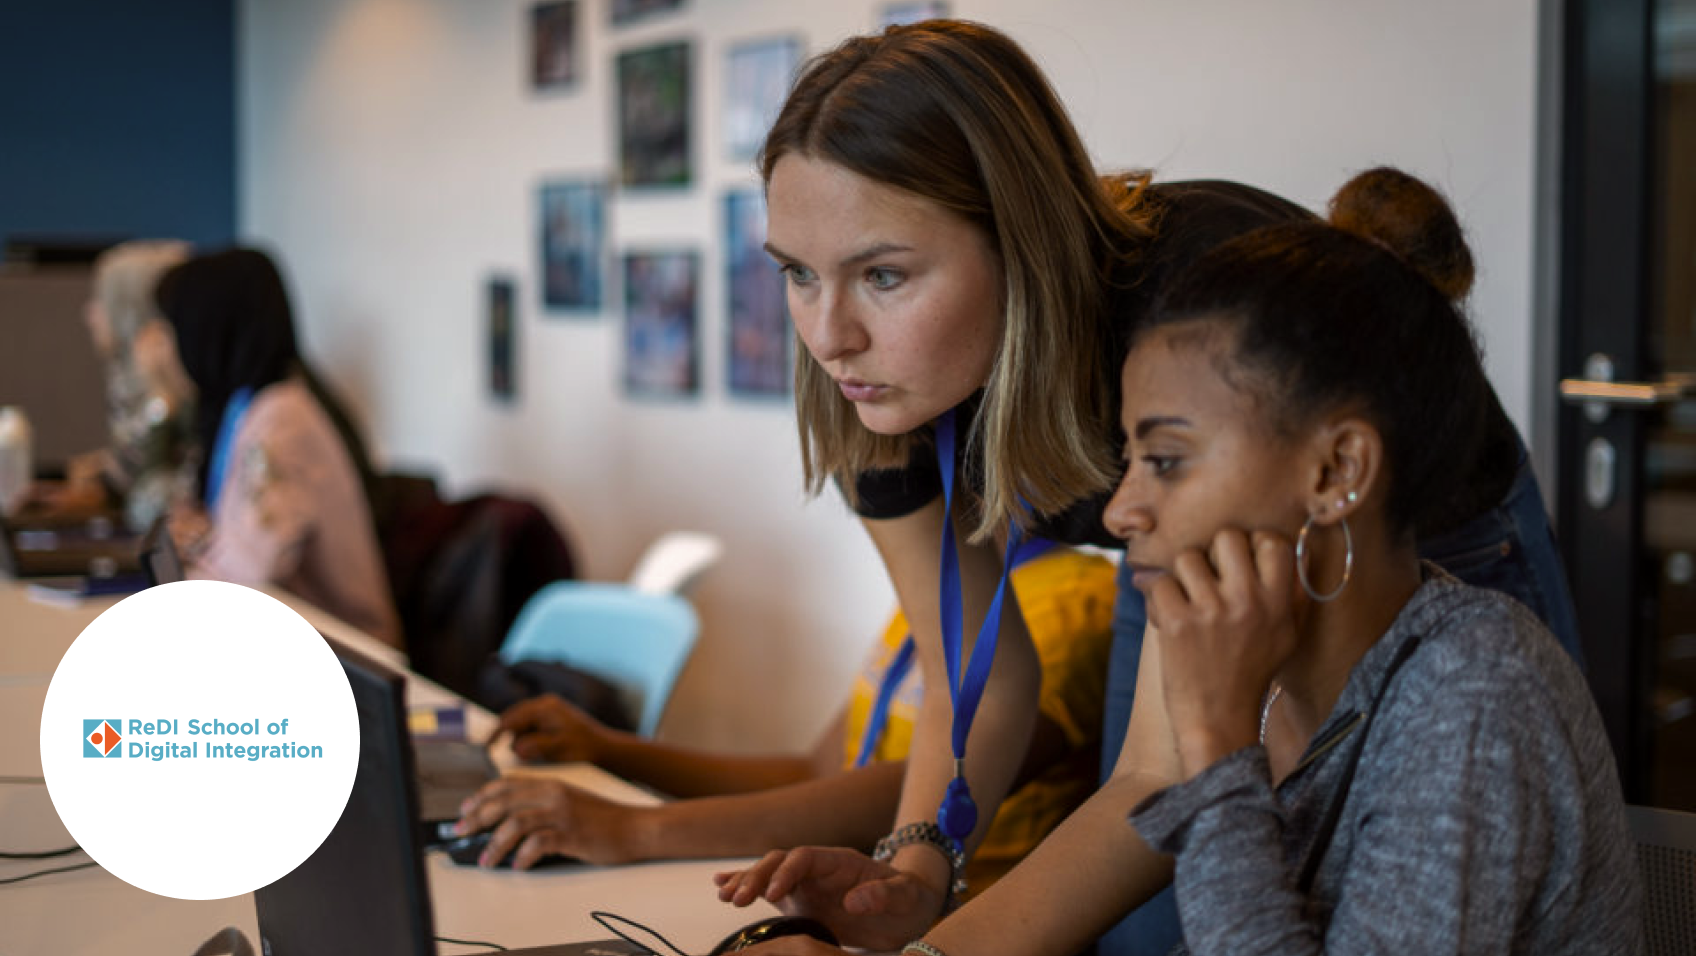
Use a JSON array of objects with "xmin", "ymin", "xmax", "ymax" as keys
[
  {"xmin": 138, "ymin": 516, "xmax": 182, "ymax": 587},
  {"xmin": 253, "ymin": 639, "xmax": 436, "ymax": 956},
  {"xmin": 253, "ymin": 637, "xmax": 642, "ymax": 956}
]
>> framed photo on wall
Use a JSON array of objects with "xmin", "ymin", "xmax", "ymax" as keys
[
  {"xmin": 623, "ymin": 250, "xmax": 699, "ymax": 397},
  {"xmin": 724, "ymin": 189, "xmax": 789, "ymax": 397},
  {"xmin": 878, "ymin": 1, "xmax": 949, "ymax": 27},
  {"xmin": 724, "ymin": 36, "xmax": 801, "ymax": 162},
  {"xmin": 531, "ymin": 1, "xmax": 578, "ymax": 91},
  {"xmin": 610, "ymin": 0, "xmax": 684, "ymax": 28},
  {"xmin": 617, "ymin": 41, "xmax": 692, "ymax": 188},
  {"xmin": 487, "ymin": 275, "xmax": 517, "ymax": 402},
  {"xmin": 539, "ymin": 179, "xmax": 605, "ymax": 312}
]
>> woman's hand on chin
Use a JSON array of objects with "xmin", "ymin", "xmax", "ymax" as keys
[{"xmin": 1136, "ymin": 527, "xmax": 1302, "ymax": 779}]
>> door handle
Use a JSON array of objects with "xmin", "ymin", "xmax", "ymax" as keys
[
  {"xmin": 1560, "ymin": 353, "xmax": 1696, "ymax": 423},
  {"xmin": 1558, "ymin": 376, "xmax": 1696, "ymax": 407}
]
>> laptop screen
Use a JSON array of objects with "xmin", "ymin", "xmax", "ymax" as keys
[
  {"xmin": 253, "ymin": 637, "xmax": 436, "ymax": 956},
  {"xmin": 0, "ymin": 513, "xmax": 142, "ymax": 579}
]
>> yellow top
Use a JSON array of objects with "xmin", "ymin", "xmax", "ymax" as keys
[{"xmin": 842, "ymin": 547, "xmax": 1117, "ymax": 866}]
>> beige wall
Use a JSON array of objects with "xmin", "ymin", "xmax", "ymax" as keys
[{"xmin": 239, "ymin": 0, "xmax": 1542, "ymax": 751}]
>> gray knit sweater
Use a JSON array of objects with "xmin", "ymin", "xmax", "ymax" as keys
[{"xmin": 1130, "ymin": 570, "xmax": 1643, "ymax": 955}]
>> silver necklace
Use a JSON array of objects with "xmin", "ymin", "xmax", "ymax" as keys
[{"xmin": 1259, "ymin": 684, "xmax": 1283, "ymax": 744}]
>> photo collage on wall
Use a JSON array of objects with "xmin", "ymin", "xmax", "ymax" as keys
[
  {"xmin": 624, "ymin": 251, "xmax": 699, "ymax": 397},
  {"xmin": 725, "ymin": 190, "xmax": 788, "ymax": 397},
  {"xmin": 540, "ymin": 181, "xmax": 605, "ymax": 313},
  {"xmin": 487, "ymin": 276, "xmax": 517, "ymax": 401},
  {"xmin": 531, "ymin": 0, "xmax": 579, "ymax": 91},
  {"xmin": 618, "ymin": 41, "xmax": 692, "ymax": 189},
  {"xmin": 879, "ymin": 1, "xmax": 948, "ymax": 27},
  {"xmin": 490, "ymin": 1, "xmax": 941, "ymax": 403}
]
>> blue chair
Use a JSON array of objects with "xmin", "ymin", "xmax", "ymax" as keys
[{"xmin": 499, "ymin": 580, "xmax": 699, "ymax": 738}]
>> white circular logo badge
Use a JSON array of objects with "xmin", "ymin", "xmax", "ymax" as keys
[{"xmin": 39, "ymin": 580, "xmax": 359, "ymax": 900}]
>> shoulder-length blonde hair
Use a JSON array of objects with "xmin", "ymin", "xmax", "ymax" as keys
[{"xmin": 761, "ymin": 20, "xmax": 1151, "ymax": 542}]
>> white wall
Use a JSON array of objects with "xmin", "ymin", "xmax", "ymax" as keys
[{"xmin": 240, "ymin": 0, "xmax": 1542, "ymax": 752}]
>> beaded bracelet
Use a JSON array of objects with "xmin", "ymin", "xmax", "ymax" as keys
[
  {"xmin": 903, "ymin": 941, "xmax": 950, "ymax": 956},
  {"xmin": 872, "ymin": 821, "xmax": 967, "ymax": 904}
]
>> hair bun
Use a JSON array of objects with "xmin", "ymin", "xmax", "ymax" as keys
[{"xmin": 1327, "ymin": 167, "xmax": 1474, "ymax": 301}]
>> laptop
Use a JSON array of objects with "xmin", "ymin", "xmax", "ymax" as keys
[
  {"xmin": 254, "ymin": 638, "xmax": 644, "ymax": 956},
  {"xmin": 413, "ymin": 734, "xmax": 499, "ymax": 834},
  {"xmin": 0, "ymin": 511, "xmax": 144, "ymax": 579}
]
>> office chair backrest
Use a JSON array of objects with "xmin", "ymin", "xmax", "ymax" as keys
[
  {"xmin": 1626, "ymin": 803, "xmax": 1696, "ymax": 956},
  {"xmin": 627, "ymin": 531, "xmax": 722, "ymax": 596},
  {"xmin": 499, "ymin": 581, "xmax": 699, "ymax": 738}
]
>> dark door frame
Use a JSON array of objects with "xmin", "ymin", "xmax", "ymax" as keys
[{"xmin": 1554, "ymin": 0, "xmax": 1656, "ymax": 801}]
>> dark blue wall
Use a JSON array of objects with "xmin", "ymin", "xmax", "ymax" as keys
[{"xmin": 0, "ymin": 1, "xmax": 236, "ymax": 253}]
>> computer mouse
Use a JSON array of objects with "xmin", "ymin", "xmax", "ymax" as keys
[
  {"xmin": 437, "ymin": 830, "xmax": 580, "ymax": 869},
  {"xmin": 708, "ymin": 916, "xmax": 838, "ymax": 955}
]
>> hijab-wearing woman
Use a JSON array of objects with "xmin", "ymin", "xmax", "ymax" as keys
[
  {"xmin": 55, "ymin": 240, "xmax": 200, "ymax": 529},
  {"xmin": 155, "ymin": 247, "xmax": 401, "ymax": 649}
]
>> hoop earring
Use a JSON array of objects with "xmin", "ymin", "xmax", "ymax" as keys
[{"xmin": 1296, "ymin": 514, "xmax": 1353, "ymax": 602}]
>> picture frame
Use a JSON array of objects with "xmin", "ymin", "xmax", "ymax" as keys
[
  {"xmin": 724, "ymin": 189, "xmax": 790, "ymax": 397},
  {"xmin": 617, "ymin": 41, "xmax": 693, "ymax": 188},
  {"xmin": 538, "ymin": 179, "xmax": 606, "ymax": 312},
  {"xmin": 487, "ymin": 275, "xmax": 517, "ymax": 402},
  {"xmin": 530, "ymin": 1, "xmax": 579, "ymax": 91},
  {"xmin": 878, "ymin": 1, "xmax": 949, "ymax": 28},
  {"xmin": 609, "ymin": 0, "xmax": 685, "ymax": 28},
  {"xmin": 623, "ymin": 250, "xmax": 699, "ymax": 398},
  {"xmin": 724, "ymin": 36, "xmax": 802, "ymax": 162}
]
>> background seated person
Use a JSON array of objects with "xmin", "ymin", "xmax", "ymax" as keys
[
  {"xmin": 36, "ymin": 239, "xmax": 199, "ymax": 528},
  {"xmin": 455, "ymin": 542, "xmax": 1115, "ymax": 888},
  {"xmin": 154, "ymin": 247, "xmax": 402, "ymax": 649}
]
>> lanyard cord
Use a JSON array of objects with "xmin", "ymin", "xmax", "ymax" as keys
[
  {"xmin": 933, "ymin": 407, "xmax": 1022, "ymax": 844},
  {"xmin": 853, "ymin": 637, "xmax": 917, "ymax": 770},
  {"xmin": 852, "ymin": 537, "xmax": 1056, "ymax": 771},
  {"xmin": 204, "ymin": 386, "xmax": 254, "ymax": 514}
]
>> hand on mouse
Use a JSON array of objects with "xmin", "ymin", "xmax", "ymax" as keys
[
  {"xmin": 497, "ymin": 694, "xmax": 608, "ymax": 764},
  {"xmin": 455, "ymin": 774, "xmax": 644, "ymax": 868},
  {"xmin": 713, "ymin": 846, "xmax": 944, "ymax": 952},
  {"xmin": 709, "ymin": 916, "xmax": 836, "ymax": 955}
]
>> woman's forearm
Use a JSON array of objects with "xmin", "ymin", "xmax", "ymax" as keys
[
  {"xmin": 926, "ymin": 769, "xmax": 1174, "ymax": 956},
  {"xmin": 924, "ymin": 615, "xmax": 1182, "ymax": 955},
  {"xmin": 620, "ymin": 760, "xmax": 909, "ymax": 860},
  {"xmin": 592, "ymin": 730, "xmax": 824, "ymax": 799}
]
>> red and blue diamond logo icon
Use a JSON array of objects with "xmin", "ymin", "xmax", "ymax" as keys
[{"xmin": 83, "ymin": 719, "xmax": 122, "ymax": 758}]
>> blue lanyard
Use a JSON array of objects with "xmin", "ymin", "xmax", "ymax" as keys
[
  {"xmin": 853, "ymin": 636, "xmax": 917, "ymax": 770},
  {"xmin": 933, "ymin": 406, "xmax": 1023, "ymax": 844},
  {"xmin": 204, "ymin": 387, "xmax": 254, "ymax": 514},
  {"xmin": 852, "ymin": 536, "xmax": 1056, "ymax": 771}
]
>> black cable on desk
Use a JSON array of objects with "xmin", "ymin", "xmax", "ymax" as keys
[
  {"xmin": 0, "ymin": 859, "xmax": 99, "ymax": 885},
  {"xmin": 435, "ymin": 935, "xmax": 509, "ymax": 951},
  {"xmin": 0, "ymin": 845, "xmax": 81, "ymax": 859}
]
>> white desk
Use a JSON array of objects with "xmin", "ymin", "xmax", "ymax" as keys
[{"xmin": 0, "ymin": 580, "xmax": 772, "ymax": 956}]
